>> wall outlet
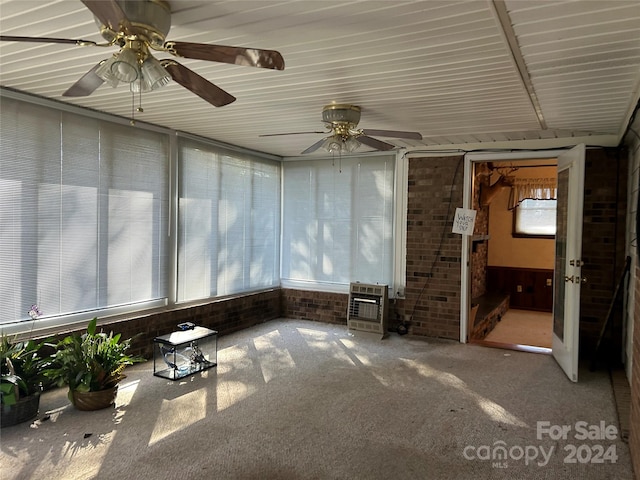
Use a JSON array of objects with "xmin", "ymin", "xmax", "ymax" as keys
[
  {"xmin": 546, "ymin": 278, "xmax": 552, "ymax": 287},
  {"xmin": 516, "ymin": 285, "xmax": 523, "ymax": 293}
]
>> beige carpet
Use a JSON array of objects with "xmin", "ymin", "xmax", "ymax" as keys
[
  {"xmin": 484, "ymin": 309, "xmax": 552, "ymax": 348},
  {"xmin": 0, "ymin": 319, "xmax": 633, "ymax": 480}
]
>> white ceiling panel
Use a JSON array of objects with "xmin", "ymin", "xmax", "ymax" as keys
[{"xmin": 1, "ymin": 0, "xmax": 639, "ymax": 157}]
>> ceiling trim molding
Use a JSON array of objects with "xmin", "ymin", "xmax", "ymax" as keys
[{"xmin": 402, "ymin": 134, "xmax": 619, "ymax": 154}]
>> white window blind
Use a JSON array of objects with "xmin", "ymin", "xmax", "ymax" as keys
[
  {"xmin": 281, "ymin": 156, "xmax": 394, "ymax": 289},
  {"xmin": 514, "ymin": 199, "xmax": 557, "ymax": 236},
  {"xmin": 177, "ymin": 138, "xmax": 280, "ymax": 302},
  {"xmin": 0, "ymin": 97, "xmax": 169, "ymax": 327}
]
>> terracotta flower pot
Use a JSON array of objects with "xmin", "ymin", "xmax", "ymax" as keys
[{"xmin": 70, "ymin": 385, "xmax": 118, "ymax": 411}]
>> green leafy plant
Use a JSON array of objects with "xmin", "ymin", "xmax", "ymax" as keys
[
  {"xmin": 45, "ymin": 317, "xmax": 144, "ymax": 393},
  {"xmin": 0, "ymin": 336, "xmax": 50, "ymax": 405}
]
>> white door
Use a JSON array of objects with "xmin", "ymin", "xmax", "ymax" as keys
[{"xmin": 552, "ymin": 144, "xmax": 586, "ymax": 382}]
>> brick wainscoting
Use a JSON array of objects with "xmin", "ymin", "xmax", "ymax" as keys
[
  {"xmin": 281, "ymin": 289, "xmax": 350, "ymax": 326},
  {"xmin": 47, "ymin": 289, "xmax": 281, "ymax": 359}
]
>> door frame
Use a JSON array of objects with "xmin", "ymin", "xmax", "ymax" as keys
[{"xmin": 460, "ymin": 149, "xmax": 573, "ymax": 344}]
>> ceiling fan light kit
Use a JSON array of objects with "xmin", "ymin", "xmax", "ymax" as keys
[
  {"xmin": 0, "ymin": 0, "xmax": 285, "ymax": 109},
  {"xmin": 105, "ymin": 44, "xmax": 140, "ymax": 83},
  {"xmin": 92, "ymin": 1, "xmax": 172, "ymax": 92},
  {"xmin": 95, "ymin": 56, "xmax": 121, "ymax": 88},
  {"xmin": 134, "ymin": 55, "xmax": 172, "ymax": 92},
  {"xmin": 322, "ymin": 135, "xmax": 360, "ymax": 154}
]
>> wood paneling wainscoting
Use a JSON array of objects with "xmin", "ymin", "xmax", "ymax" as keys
[{"xmin": 487, "ymin": 266, "xmax": 554, "ymax": 312}]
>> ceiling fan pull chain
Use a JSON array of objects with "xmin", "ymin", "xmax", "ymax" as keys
[
  {"xmin": 130, "ymin": 90, "xmax": 135, "ymax": 126},
  {"xmin": 137, "ymin": 86, "xmax": 144, "ymax": 113}
]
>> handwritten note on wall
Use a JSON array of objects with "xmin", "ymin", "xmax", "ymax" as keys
[{"xmin": 452, "ymin": 208, "xmax": 477, "ymax": 236}]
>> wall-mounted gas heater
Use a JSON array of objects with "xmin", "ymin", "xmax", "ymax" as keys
[{"xmin": 347, "ymin": 283, "xmax": 388, "ymax": 338}]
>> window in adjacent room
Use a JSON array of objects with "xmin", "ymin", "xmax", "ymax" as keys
[
  {"xmin": 513, "ymin": 198, "xmax": 557, "ymax": 238},
  {"xmin": 509, "ymin": 175, "xmax": 557, "ymax": 238}
]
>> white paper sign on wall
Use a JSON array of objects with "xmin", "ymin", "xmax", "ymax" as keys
[{"xmin": 452, "ymin": 208, "xmax": 477, "ymax": 236}]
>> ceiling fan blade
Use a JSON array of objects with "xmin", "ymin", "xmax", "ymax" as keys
[
  {"xmin": 162, "ymin": 61, "xmax": 236, "ymax": 107},
  {"xmin": 0, "ymin": 35, "xmax": 98, "ymax": 46},
  {"xmin": 361, "ymin": 128, "xmax": 422, "ymax": 140},
  {"xmin": 62, "ymin": 61, "xmax": 106, "ymax": 97},
  {"xmin": 81, "ymin": 0, "xmax": 131, "ymax": 33},
  {"xmin": 260, "ymin": 131, "xmax": 328, "ymax": 137},
  {"xmin": 165, "ymin": 42, "xmax": 285, "ymax": 70},
  {"xmin": 358, "ymin": 135, "xmax": 396, "ymax": 151},
  {"xmin": 301, "ymin": 138, "xmax": 327, "ymax": 155}
]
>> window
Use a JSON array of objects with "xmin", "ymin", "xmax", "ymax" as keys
[
  {"xmin": 177, "ymin": 137, "xmax": 280, "ymax": 302},
  {"xmin": 0, "ymin": 96, "xmax": 169, "ymax": 328},
  {"xmin": 281, "ymin": 156, "xmax": 394, "ymax": 290},
  {"xmin": 1, "ymin": 92, "xmax": 396, "ymax": 332},
  {"xmin": 513, "ymin": 199, "xmax": 557, "ymax": 237}
]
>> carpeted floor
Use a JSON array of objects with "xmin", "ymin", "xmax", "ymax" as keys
[
  {"xmin": 484, "ymin": 309, "xmax": 552, "ymax": 348},
  {"xmin": 0, "ymin": 319, "xmax": 634, "ymax": 480}
]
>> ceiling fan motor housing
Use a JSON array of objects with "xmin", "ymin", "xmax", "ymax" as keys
[
  {"xmin": 322, "ymin": 104, "xmax": 361, "ymax": 130},
  {"xmin": 96, "ymin": 0, "xmax": 171, "ymax": 47}
]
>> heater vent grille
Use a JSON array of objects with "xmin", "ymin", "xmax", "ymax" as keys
[{"xmin": 347, "ymin": 283, "xmax": 388, "ymax": 338}]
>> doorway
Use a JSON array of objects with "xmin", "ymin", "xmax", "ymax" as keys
[
  {"xmin": 482, "ymin": 309, "xmax": 552, "ymax": 351},
  {"xmin": 465, "ymin": 157, "xmax": 558, "ymax": 354},
  {"xmin": 462, "ymin": 145, "xmax": 592, "ymax": 382}
]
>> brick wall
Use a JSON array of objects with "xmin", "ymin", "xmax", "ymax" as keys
[
  {"xmin": 627, "ymin": 118, "xmax": 640, "ymax": 479},
  {"xmin": 631, "ymin": 264, "xmax": 640, "ymax": 479},
  {"xmin": 263, "ymin": 149, "xmax": 629, "ymax": 350},
  {"xmin": 402, "ymin": 155, "xmax": 464, "ymax": 338},
  {"xmin": 46, "ymin": 289, "xmax": 281, "ymax": 359},
  {"xmin": 580, "ymin": 148, "xmax": 628, "ymax": 357},
  {"xmin": 471, "ymin": 163, "xmax": 490, "ymax": 298}
]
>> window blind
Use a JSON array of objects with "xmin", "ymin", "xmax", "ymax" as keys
[
  {"xmin": 281, "ymin": 156, "xmax": 394, "ymax": 290},
  {"xmin": 0, "ymin": 97, "xmax": 169, "ymax": 326},
  {"xmin": 177, "ymin": 138, "xmax": 280, "ymax": 302}
]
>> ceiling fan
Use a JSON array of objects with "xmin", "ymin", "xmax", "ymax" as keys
[
  {"xmin": 261, "ymin": 104, "xmax": 422, "ymax": 154},
  {"xmin": 0, "ymin": 0, "xmax": 285, "ymax": 107}
]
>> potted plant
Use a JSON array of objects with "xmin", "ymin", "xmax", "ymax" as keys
[
  {"xmin": 1, "ymin": 335, "xmax": 51, "ymax": 427},
  {"xmin": 45, "ymin": 317, "xmax": 144, "ymax": 411}
]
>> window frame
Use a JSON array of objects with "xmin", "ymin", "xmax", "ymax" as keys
[
  {"xmin": 176, "ymin": 135, "xmax": 281, "ymax": 303},
  {"xmin": 0, "ymin": 91, "xmax": 283, "ymax": 335},
  {"xmin": 280, "ymin": 153, "xmax": 398, "ymax": 294},
  {"xmin": 1, "ymin": 90, "xmax": 406, "ymax": 334},
  {"xmin": 0, "ymin": 93, "xmax": 172, "ymax": 335}
]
